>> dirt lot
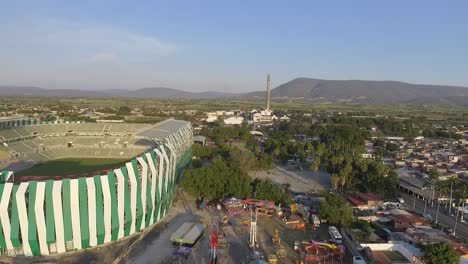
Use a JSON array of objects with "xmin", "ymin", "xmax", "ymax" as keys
[{"xmin": 249, "ymin": 165, "xmax": 331, "ymax": 193}]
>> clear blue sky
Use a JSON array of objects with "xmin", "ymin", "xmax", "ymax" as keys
[{"xmin": 1, "ymin": 0, "xmax": 467, "ymax": 92}]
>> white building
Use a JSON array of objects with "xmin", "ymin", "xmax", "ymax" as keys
[{"xmin": 223, "ymin": 116, "xmax": 244, "ymax": 125}]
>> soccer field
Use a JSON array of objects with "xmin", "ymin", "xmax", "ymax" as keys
[{"xmin": 16, "ymin": 158, "xmax": 128, "ymax": 176}]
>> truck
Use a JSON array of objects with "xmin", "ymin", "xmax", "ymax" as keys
[
  {"xmin": 170, "ymin": 222, "xmax": 205, "ymax": 246},
  {"xmin": 311, "ymin": 214, "xmax": 320, "ymax": 227}
]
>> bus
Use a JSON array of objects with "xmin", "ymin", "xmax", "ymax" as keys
[{"xmin": 328, "ymin": 226, "xmax": 343, "ymax": 244}]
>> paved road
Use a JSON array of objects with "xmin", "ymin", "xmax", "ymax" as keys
[{"xmin": 399, "ymin": 191, "xmax": 468, "ymax": 240}]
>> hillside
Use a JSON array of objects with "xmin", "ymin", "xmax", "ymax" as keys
[
  {"xmin": 1, "ymin": 78, "xmax": 468, "ymax": 106},
  {"xmin": 246, "ymin": 78, "xmax": 468, "ymax": 105},
  {"xmin": 0, "ymin": 86, "xmax": 235, "ymax": 99}
]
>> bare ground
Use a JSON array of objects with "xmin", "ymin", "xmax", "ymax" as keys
[{"xmin": 249, "ymin": 165, "xmax": 331, "ymax": 193}]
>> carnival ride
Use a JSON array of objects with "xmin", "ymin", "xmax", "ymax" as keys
[
  {"xmin": 223, "ymin": 197, "xmax": 245, "ymax": 214},
  {"xmin": 208, "ymin": 218, "xmax": 221, "ymax": 264},
  {"xmin": 299, "ymin": 240, "xmax": 345, "ymax": 262}
]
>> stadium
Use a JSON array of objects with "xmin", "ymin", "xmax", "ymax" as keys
[{"xmin": 0, "ymin": 118, "xmax": 193, "ymax": 256}]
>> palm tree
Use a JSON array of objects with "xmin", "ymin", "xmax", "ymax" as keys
[
  {"xmin": 310, "ymin": 157, "xmax": 321, "ymax": 192},
  {"xmin": 331, "ymin": 174, "xmax": 340, "ymax": 193}
]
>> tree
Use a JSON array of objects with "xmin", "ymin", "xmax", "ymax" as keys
[
  {"xmin": 253, "ymin": 179, "xmax": 292, "ymax": 204},
  {"xmin": 426, "ymin": 169, "xmax": 440, "ymax": 203},
  {"xmin": 331, "ymin": 174, "xmax": 340, "ymax": 193},
  {"xmin": 192, "ymin": 159, "xmax": 202, "ymax": 168},
  {"xmin": 351, "ymin": 220, "xmax": 374, "ymax": 242},
  {"xmin": 318, "ymin": 193, "xmax": 353, "ymax": 227},
  {"xmin": 424, "ymin": 242, "xmax": 459, "ymax": 264}
]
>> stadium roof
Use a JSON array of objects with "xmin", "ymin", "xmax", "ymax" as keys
[{"xmin": 137, "ymin": 119, "xmax": 189, "ymax": 141}]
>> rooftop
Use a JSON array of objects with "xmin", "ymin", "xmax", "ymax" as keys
[{"xmin": 137, "ymin": 119, "xmax": 189, "ymax": 141}]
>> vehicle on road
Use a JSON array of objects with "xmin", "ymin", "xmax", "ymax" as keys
[
  {"xmin": 353, "ymin": 256, "xmax": 366, "ymax": 264},
  {"xmin": 328, "ymin": 226, "xmax": 343, "ymax": 244}
]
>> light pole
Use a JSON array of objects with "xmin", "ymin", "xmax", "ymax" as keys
[{"xmin": 454, "ymin": 201, "xmax": 461, "ymax": 237}]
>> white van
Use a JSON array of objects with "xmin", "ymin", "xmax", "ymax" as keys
[{"xmin": 353, "ymin": 256, "xmax": 366, "ymax": 264}]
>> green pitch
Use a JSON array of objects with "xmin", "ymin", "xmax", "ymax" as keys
[{"xmin": 16, "ymin": 158, "xmax": 128, "ymax": 176}]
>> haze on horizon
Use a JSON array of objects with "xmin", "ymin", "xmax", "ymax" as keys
[{"xmin": 1, "ymin": 0, "xmax": 467, "ymax": 93}]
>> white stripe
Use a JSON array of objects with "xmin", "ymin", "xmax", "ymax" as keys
[
  {"xmin": 145, "ymin": 152, "xmax": 157, "ymax": 224},
  {"xmin": 17, "ymin": 182, "xmax": 32, "ymax": 256},
  {"xmin": 69, "ymin": 179, "xmax": 81, "ymax": 250},
  {"xmin": 52, "ymin": 181, "xmax": 65, "ymax": 253},
  {"xmin": 101, "ymin": 175, "xmax": 112, "ymax": 243},
  {"xmin": 126, "ymin": 162, "xmax": 137, "ymax": 235},
  {"xmin": 5, "ymin": 171, "xmax": 12, "ymax": 182},
  {"xmin": 86, "ymin": 178, "xmax": 97, "ymax": 247},
  {"xmin": 114, "ymin": 169, "xmax": 125, "ymax": 239},
  {"xmin": 137, "ymin": 157, "xmax": 148, "ymax": 230},
  {"xmin": 154, "ymin": 148, "xmax": 164, "ymax": 221},
  {"xmin": 164, "ymin": 143, "xmax": 175, "ymax": 204},
  {"xmin": 160, "ymin": 146, "xmax": 171, "ymax": 205},
  {"xmin": 0, "ymin": 183, "xmax": 13, "ymax": 250},
  {"xmin": 35, "ymin": 182, "xmax": 49, "ymax": 255}
]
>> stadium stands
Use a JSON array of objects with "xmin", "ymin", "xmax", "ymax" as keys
[
  {"xmin": 0, "ymin": 119, "xmax": 194, "ymax": 257},
  {"xmin": 0, "ymin": 123, "xmax": 161, "ymax": 174}
]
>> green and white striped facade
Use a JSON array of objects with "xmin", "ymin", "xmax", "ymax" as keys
[{"xmin": 0, "ymin": 120, "xmax": 193, "ymax": 256}]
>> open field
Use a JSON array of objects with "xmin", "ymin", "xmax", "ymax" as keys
[
  {"xmin": 1, "ymin": 96, "xmax": 467, "ymax": 121},
  {"xmin": 15, "ymin": 158, "xmax": 128, "ymax": 176}
]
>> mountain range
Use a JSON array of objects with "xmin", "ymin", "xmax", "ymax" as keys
[{"xmin": 1, "ymin": 77, "xmax": 468, "ymax": 106}]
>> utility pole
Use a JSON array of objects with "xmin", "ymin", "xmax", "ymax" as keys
[
  {"xmin": 449, "ymin": 182, "xmax": 453, "ymax": 215},
  {"xmin": 424, "ymin": 196, "xmax": 428, "ymax": 214},
  {"xmin": 266, "ymin": 74, "xmax": 271, "ymax": 111},
  {"xmin": 431, "ymin": 182, "xmax": 435, "ymax": 206},
  {"xmin": 435, "ymin": 200, "xmax": 440, "ymax": 224},
  {"xmin": 454, "ymin": 187, "xmax": 466, "ymax": 237},
  {"xmin": 413, "ymin": 193, "xmax": 416, "ymax": 209}
]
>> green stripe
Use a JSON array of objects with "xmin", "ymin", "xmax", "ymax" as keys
[
  {"xmin": 0, "ymin": 184, "xmax": 6, "ymax": 249},
  {"xmin": 121, "ymin": 167, "xmax": 132, "ymax": 237},
  {"xmin": 93, "ymin": 176, "xmax": 105, "ymax": 245},
  {"xmin": 150, "ymin": 151, "xmax": 160, "ymax": 224},
  {"xmin": 132, "ymin": 159, "xmax": 143, "ymax": 231},
  {"xmin": 45, "ymin": 180, "xmax": 55, "ymax": 244},
  {"xmin": 142, "ymin": 155, "xmax": 153, "ymax": 228},
  {"xmin": 28, "ymin": 181, "xmax": 40, "ymax": 256},
  {"xmin": 78, "ymin": 178, "xmax": 89, "ymax": 249},
  {"xmin": 107, "ymin": 171, "xmax": 119, "ymax": 241},
  {"xmin": 10, "ymin": 185, "xmax": 20, "ymax": 247},
  {"xmin": 160, "ymin": 148, "xmax": 168, "ymax": 218},
  {"xmin": 61, "ymin": 179, "xmax": 73, "ymax": 242},
  {"xmin": 166, "ymin": 148, "xmax": 175, "ymax": 207}
]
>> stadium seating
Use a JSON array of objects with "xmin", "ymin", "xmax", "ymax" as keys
[
  {"xmin": 0, "ymin": 122, "xmax": 160, "ymax": 176},
  {"xmin": 0, "ymin": 129, "xmax": 22, "ymax": 140}
]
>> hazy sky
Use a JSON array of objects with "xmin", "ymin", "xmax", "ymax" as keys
[{"xmin": 1, "ymin": 0, "xmax": 467, "ymax": 92}]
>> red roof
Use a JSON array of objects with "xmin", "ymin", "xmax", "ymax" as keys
[
  {"xmin": 450, "ymin": 242, "xmax": 468, "ymax": 255},
  {"xmin": 348, "ymin": 197, "xmax": 366, "ymax": 206},
  {"xmin": 356, "ymin": 192, "xmax": 382, "ymax": 202}
]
